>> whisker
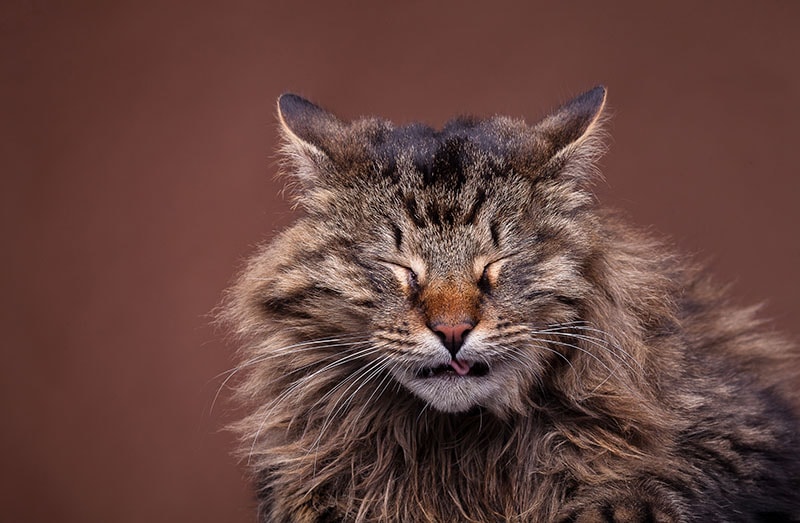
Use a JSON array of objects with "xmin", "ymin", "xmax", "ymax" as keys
[
  {"xmin": 531, "ymin": 330, "xmax": 641, "ymax": 376},
  {"xmin": 217, "ymin": 334, "xmax": 374, "ymax": 383},
  {"xmin": 349, "ymin": 359, "xmax": 396, "ymax": 431},
  {"xmin": 269, "ymin": 345, "xmax": 388, "ymax": 418},
  {"xmin": 247, "ymin": 344, "xmax": 387, "ymax": 464},
  {"xmin": 550, "ymin": 331, "xmax": 641, "ymax": 373},
  {"xmin": 500, "ymin": 343, "xmax": 577, "ymax": 379},
  {"xmin": 528, "ymin": 336, "xmax": 620, "ymax": 378},
  {"xmin": 210, "ymin": 336, "xmax": 374, "ymax": 413},
  {"xmin": 542, "ymin": 320, "xmax": 592, "ymax": 329},
  {"xmin": 541, "ymin": 323, "xmax": 627, "ymax": 354},
  {"xmin": 304, "ymin": 347, "xmax": 391, "ymax": 418},
  {"xmin": 308, "ymin": 355, "xmax": 393, "ymax": 467}
]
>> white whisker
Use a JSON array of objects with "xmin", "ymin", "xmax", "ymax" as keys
[
  {"xmin": 210, "ymin": 335, "xmax": 374, "ymax": 413},
  {"xmin": 247, "ymin": 344, "xmax": 387, "ymax": 464}
]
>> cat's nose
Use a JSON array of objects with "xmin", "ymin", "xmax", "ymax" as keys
[{"xmin": 430, "ymin": 322, "xmax": 474, "ymax": 358}]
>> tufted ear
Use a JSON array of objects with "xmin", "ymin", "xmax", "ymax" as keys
[
  {"xmin": 533, "ymin": 85, "xmax": 607, "ymax": 182},
  {"xmin": 277, "ymin": 94, "xmax": 344, "ymax": 188}
]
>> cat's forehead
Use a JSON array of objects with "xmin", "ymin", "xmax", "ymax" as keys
[
  {"xmin": 364, "ymin": 117, "xmax": 520, "ymax": 189},
  {"xmin": 375, "ymin": 118, "xmax": 508, "ymax": 159},
  {"xmin": 327, "ymin": 118, "xmax": 534, "ymax": 248}
]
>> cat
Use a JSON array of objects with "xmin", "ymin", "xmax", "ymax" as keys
[{"xmin": 222, "ymin": 87, "xmax": 800, "ymax": 522}]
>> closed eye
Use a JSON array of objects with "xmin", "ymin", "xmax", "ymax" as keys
[
  {"xmin": 378, "ymin": 259, "xmax": 424, "ymax": 292},
  {"xmin": 405, "ymin": 266, "xmax": 420, "ymax": 291},
  {"xmin": 476, "ymin": 257, "xmax": 508, "ymax": 290},
  {"xmin": 478, "ymin": 264, "xmax": 491, "ymax": 288}
]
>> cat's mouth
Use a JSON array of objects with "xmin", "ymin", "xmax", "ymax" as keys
[{"xmin": 416, "ymin": 360, "xmax": 490, "ymax": 379}]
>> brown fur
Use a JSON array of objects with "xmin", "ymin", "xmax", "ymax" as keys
[{"xmin": 222, "ymin": 88, "xmax": 800, "ymax": 522}]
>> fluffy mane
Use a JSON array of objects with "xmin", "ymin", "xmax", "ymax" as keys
[{"xmin": 222, "ymin": 88, "xmax": 800, "ymax": 522}]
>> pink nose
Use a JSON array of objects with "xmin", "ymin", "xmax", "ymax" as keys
[{"xmin": 430, "ymin": 322, "xmax": 474, "ymax": 357}]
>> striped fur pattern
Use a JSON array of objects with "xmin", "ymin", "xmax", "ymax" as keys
[{"xmin": 223, "ymin": 87, "xmax": 800, "ymax": 522}]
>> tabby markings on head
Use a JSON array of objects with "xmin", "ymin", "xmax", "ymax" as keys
[{"xmin": 224, "ymin": 87, "xmax": 800, "ymax": 522}]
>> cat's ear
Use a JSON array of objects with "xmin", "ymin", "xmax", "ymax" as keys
[
  {"xmin": 277, "ymin": 93, "xmax": 343, "ymax": 188},
  {"xmin": 533, "ymin": 85, "xmax": 607, "ymax": 183}
]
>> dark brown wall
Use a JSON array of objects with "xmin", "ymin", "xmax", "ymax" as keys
[{"xmin": 2, "ymin": 2, "xmax": 798, "ymax": 521}]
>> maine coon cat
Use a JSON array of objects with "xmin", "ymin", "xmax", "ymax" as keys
[{"xmin": 223, "ymin": 87, "xmax": 800, "ymax": 522}]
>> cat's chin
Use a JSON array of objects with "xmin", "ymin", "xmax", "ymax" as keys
[{"xmin": 395, "ymin": 367, "xmax": 514, "ymax": 414}]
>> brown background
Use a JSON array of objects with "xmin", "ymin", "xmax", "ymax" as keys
[{"xmin": 1, "ymin": 2, "xmax": 798, "ymax": 522}]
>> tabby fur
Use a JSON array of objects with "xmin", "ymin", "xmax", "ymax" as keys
[{"xmin": 223, "ymin": 87, "xmax": 800, "ymax": 522}]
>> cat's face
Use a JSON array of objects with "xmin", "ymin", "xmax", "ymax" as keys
[{"xmin": 250, "ymin": 88, "xmax": 606, "ymax": 415}]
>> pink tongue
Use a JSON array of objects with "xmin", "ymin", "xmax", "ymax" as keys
[{"xmin": 449, "ymin": 359, "xmax": 471, "ymax": 376}]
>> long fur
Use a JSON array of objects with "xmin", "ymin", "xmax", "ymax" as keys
[{"xmin": 222, "ymin": 88, "xmax": 800, "ymax": 522}]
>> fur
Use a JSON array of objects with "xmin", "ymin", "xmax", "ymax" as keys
[{"xmin": 222, "ymin": 87, "xmax": 800, "ymax": 522}]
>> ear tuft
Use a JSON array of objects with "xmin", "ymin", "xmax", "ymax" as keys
[
  {"xmin": 537, "ymin": 86, "xmax": 606, "ymax": 150},
  {"xmin": 276, "ymin": 94, "xmax": 343, "ymax": 192},
  {"xmin": 277, "ymin": 94, "xmax": 342, "ymax": 153},
  {"xmin": 534, "ymin": 85, "xmax": 608, "ymax": 182}
]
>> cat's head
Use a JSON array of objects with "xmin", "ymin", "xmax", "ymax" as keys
[{"xmin": 239, "ymin": 87, "xmax": 607, "ymax": 415}]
